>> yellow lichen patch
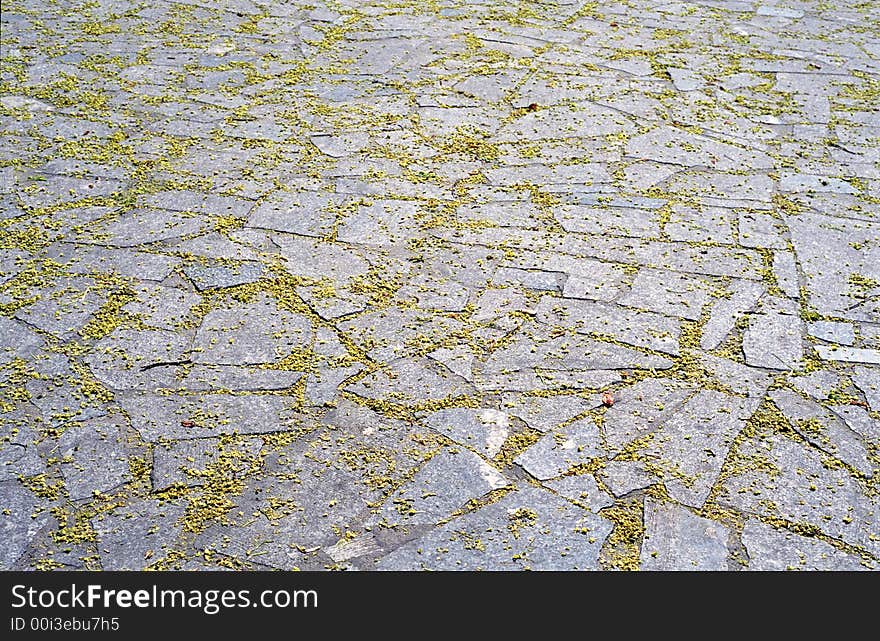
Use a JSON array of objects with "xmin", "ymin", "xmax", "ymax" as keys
[
  {"xmin": 434, "ymin": 126, "xmax": 501, "ymax": 162},
  {"xmin": 599, "ymin": 497, "xmax": 644, "ymax": 571},
  {"xmin": 19, "ymin": 473, "xmax": 64, "ymax": 500},
  {"xmin": 79, "ymin": 285, "xmax": 137, "ymax": 340},
  {"xmin": 49, "ymin": 507, "xmax": 98, "ymax": 545},
  {"xmin": 492, "ymin": 428, "xmax": 542, "ymax": 468}
]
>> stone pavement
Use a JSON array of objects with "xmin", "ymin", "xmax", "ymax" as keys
[{"xmin": 1, "ymin": 0, "xmax": 878, "ymax": 571}]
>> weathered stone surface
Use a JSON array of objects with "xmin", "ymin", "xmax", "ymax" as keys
[
  {"xmin": 770, "ymin": 388, "xmax": 872, "ymax": 476},
  {"xmin": 743, "ymin": 310, "xmax": 803, "ymax": 370},
  {"xmin": 192, "ymin": 294, "xmax": 312, "ymax": 365},
  {"xmin": 117, "ymin": 393, "xmax": 293, "ymax": 441},
  {"xmin": 375, "ymin": 486, "xmax": 613, "ymax": 570},
  {"xmin": 808, "ymin": 321, "xmax": 855, "ymax": 346},
  {"xmin": 700, "ymin": 280, "xmax": 764, "ymax": 350},
  {"xmin": 345, "ymin": 357, "xmax": 473, "ymax": 403},
  {"xmin": 641, "ymin": 499, "xmax": 730, "ymax": 571},
  {"xmin": 742, "ymin": 520, "xmax": 870, "ymax": 571},
  {"xmin": 503, "ymin": 394, "xmax": 597, "ymax": 433},
  {"xmin": 423, "ymin": 408, "xmax": 509, "ymax": 457},
  {"xmin": 373, "ymin": 448, "xmax": 510, "ymax": 527},
  {"xmin": 535, "ymin": 297, "xmax": 680, "ymax": 355},
  {"xmin": 53, "ymin": 417, "xmax": 137, "ymax": 501},
  {"xmin": 815, "ymin": 346, "xmax": 880, "ymax": 365},
  {"xmin": 514, "ymin": 418, "xmax": 602, "ymax": 480},
  {"xmin": 0, "ymin": 481, "xmax": 52, "ymax": 569},
  {"xmin": 92, "ymin": 500, "xmax": 185, "ymax": 570},
  {"xmin": 718, "ymin": 434, "xmax": 878, "ymax": 556}
]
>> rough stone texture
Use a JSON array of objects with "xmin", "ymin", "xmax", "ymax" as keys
[
  {"xmin": 372, "ymin": 448, "xmax": 510, "ymax": 527},
  {"xmin": 743, "ymin": 310, "xmax": 804, "ymax": 370},
  {"xmin": 514, "ymin": 418, "xmax": 603, "ymax": 480},
  {"xmin": 742, "ymin": 520, "xmax": 871, "ymax": 571},
  {"xmin": 423, "ymin": 408, "xmax": 509, "ymax": 457},
  {"xmin": 641, "ymin": 499, "xmax": 730, "ymax": 571},
  {"xmin": 2, "ymin": 0, "xmax": 877, "ymax": 572},
  {"xmin": 375, "ymin": 486, "xmax": 613, "ymax": 570}
]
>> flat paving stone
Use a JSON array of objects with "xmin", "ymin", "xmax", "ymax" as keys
[
  {"xmin": 641, "ymin": 498, "xmax": 730, "ymax": 571},
  {"xmin": 375, "ymin": 485, "xmax": 613, "ymax": 570},
  {"xmin": 742, "ymin": 519, "xmax": 871, "ymax": 571}
]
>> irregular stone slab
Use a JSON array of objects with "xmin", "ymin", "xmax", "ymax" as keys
[
  {"xmin": 184, "ymin": 261, "xmax": 264, "ymax": 290},
  {"xmin": 86, "ymin": 328, "xmax": 191, "ymax": 391},
  {"xmin": 196, "ymin": 514, "xmax": 309, "ymax": 570},
  {"xmin": 345, "ymin": 357, "xmax": 473, "ymax": 403},
  {"xmin": 53, "ymin": 417, "xmax": 136, "ymax": 501},
  {"xmin": 666, "ymin": 204, "xmax": 735, "ymax": 244},
  {"xmin": 484, "ymin": 154, "xmax": 609, "ymax": 185},
  {"xmin": 641, "ymin": 498, "xmax": 730, "ymax": 571},
  {"xmin": 337, "ymin": 307, "xmax": 466, "ymax": 362},
  {"xmin": 743, "ymin": 310, "xmax": 803, "ymax": 370},
  {"xmin": 171, "ymin": 233, "xmax": 262, "ymax": 262},
  {"xmin": 808, "ymin": 321, "xmax": 855, "ymax": 346},
  {"xmin": 772, "ymin": 250, "xmax": 800, "ymax": 298},
  {"xmin": 719, "ymin": 434, "xmax": 878, "ymax": 556},
  {"xmin": 375, "ymin": 485, "xmax": 613, "ymax": 570},
  {"xmin": 475, "ymin": 369, "xmax": 622, "ymax": 393},
  {"xmin": 503, "ymin": 394, "xmax": 598, "ymax": 433},
  {"xmin": 336, "ymin": 200, "xmax": 421, "ymax": 247},
  {"xmin": 738, "ymin": 210, "xmax": 786, "ymax": 249},
  {"xmin": 669, "ymin": 67, "xmax": 704, "ymax": 92},
  {"xmin": 787, "ymin": 370, "xmax": 838, "ymax": 401},
  {"xmin": 91, "ymin": 209, "xmax": 208, "ymax": 247},
  {"xmin": 192, "ymin": 294, "xmax": 312, "ymax": 365},
  {"xmin": 117, "ymin": 393, "xmax": 293, "ymax": 441},
  {"xmin": 247, "ymin": 190, "xmax": 337, "ymax": 238},
  {"xmin": 496, "ymin": 102, "xmax": 634, "ymax": 141},
  {"xmin": 742, "ymin": 519, "xmax": 870, "ymax": 571},
  {"xmin": 181, "ymin": 366, "xmax": 302, "ymax": 391},
  {"xmin": 423, "ymin": 408, "xmax": 509, "ymax": 457},
  {"xmin": 787, "ymin": 212, "xmax": 880, "ymax": 322},
  {"xmin": 603, "ymin": 378, "xmax": 697, "ymax": 452},
  {"xmin": 427, "ymin": 345, "xmax": 474, "ymax": 381},
  {"xmin": 542, "ymin": 474, "xmax": 614, "ymax": 512},
  {"xmin": 535, "ymin": 298, "xmax": 680, "ymax": 355},
  {"xmin": 49, "ymin": 245, "xmax": 180, "ymax": 281},
  {"xmin": 514, "ymin": 418, "xmax": 602, "ymax": 480},
  {"xmin": 0, "ymin": 317, "xmax": 43, "ymax": 365},
  {"xmin": 0, "ymin": 481, "xmax": 53, "ymax": 569},
  {"xmin": 828, "ymin": 405, "xmax": 879, "ymax": 442},
  {"xmin": 554, "ymin": 204, "xmax": 661, "ymax": 238},
  {"xmin": 601, "ymin": 461, "xmax": 658, "ymax": 497},
  {"xmin": 619, "ymin": 268, "xmax": 712, "ymax": 320},
  {"xmin": 815, "ymin": 346, "xmax": 880, "ymax": 365},
  {"xmin": 470, "ymin": 287, "xmax": 533, "ymax": 323},
  {"xmin": 700, "ymin": 353, "xmax": 771, "ymax": 400},
  {"xmin": 121, "ymin": 284, "xmax": 201, "ymax": 330},
  {"xmin": 625, "ymin": 126, "xmax": 773, "ymax": 171},
  {"xmin": 644, "ymin": 390, "xmax": 759, "ymax": 508},
  {"xmin": 14, "ymin": 277, "xmax": 106, "ymax": 338},
  {"xmin": 373, "ymin": 448, "xmax": 510, "ymax": 527},
  {"xmin": 701, "ymin": 280, "xmax": 765, "ymax": 350},
  {"xmin": 770, "ymin": 388, "xmax": 872, "ymax": 476},
  {"xmin": 305, "ymin": 364, "xmax": 362, "ymax": 405},
  {"xmin": 139, "ymin": 190, "xmax": 253, "ymax": 218},
  {"xmin": 273, "ymin": 234, "xmax": 369, "ymax": 285},
  {"xmin": 398, "ymin": 274, "xmax": 470, "ymax": 311},
  {"xmin": 852, "ymin": 367, "xmax": 880, "ymax": 412},
  {"xmin": 0, "ymin": 416, "xmax": 43, "ymax": 482},
  {"xmin": 92, "ymin": 500, "xmax": 185, "ymax": 570}
]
